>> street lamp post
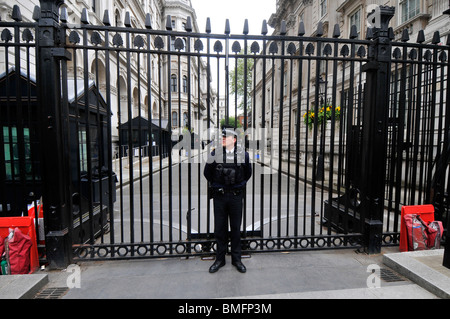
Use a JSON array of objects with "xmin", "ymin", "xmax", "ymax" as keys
[{"xmin": 316, "ymin": 76, "xmax": 327, "ymax": 181}]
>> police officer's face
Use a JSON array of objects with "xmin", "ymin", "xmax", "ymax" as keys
[{"xmin": 222, "ymin": 135, "xmax": 235, "ymax": 149}]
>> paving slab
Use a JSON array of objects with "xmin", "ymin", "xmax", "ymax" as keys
[
  {"xmin": 6, "ymin": 247, "xmax": 448, "ymax": 300},
  {"xmin": 383, "ymin": 249, "xmax": 450, "ymax": 299},
  {"xmin": 0, "ymin": 274, "xmax": 48, "ymax": 299},
  {"xmin": 229, "ymin": 284, "xmax": 437, "ymax": 299},
  {"xmin": 31, "ymin": 248, "xmax": 440, "ymax": 299}
]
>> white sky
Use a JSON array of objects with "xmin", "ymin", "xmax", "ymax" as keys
[
  {"xmin": 190, "ymin": 0, "xmax": 276, "ymax": 35},
  {"xmin": 188, "ymin": 0, "xmax": 276, "ymax": 116}
]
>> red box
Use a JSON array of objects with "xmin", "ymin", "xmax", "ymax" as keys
[
  {"xmin": 399, "ymin": 205, "xmax": 435, "ymax": 252},
  {"xmin": 0, "ymin": 217, "xmax": 39, "ymax": 274}
]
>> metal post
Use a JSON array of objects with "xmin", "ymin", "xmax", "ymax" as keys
[
  {"xmin": 37, "ymin": 0, "xmax": 72, "ymax": 268},
  {"xmin": 442, "ymin": 4, "xmax": 450, "ymax": 269},
  {"xmin": 360, "ymin": 6, "xmax": 395, "ymax": 254},
  {"xmin": 443, "ymin": 130, "xmax": 450, "ymax": 267},
  {"xmin": 316, "ymin": 76, "xmax": 326, "ymax": 181},
  {"xmin": 316, "ymin": 98, "xmax": 325, "ymax": 181}
]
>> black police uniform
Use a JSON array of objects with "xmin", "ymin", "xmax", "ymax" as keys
[{"xmin": 203, "ymin": 130, "xmax": 252, "ymax": 272}]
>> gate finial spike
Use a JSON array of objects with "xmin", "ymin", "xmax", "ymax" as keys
[
  {"xmin": 12, "ymin": 5, "xmax": 22, "ymax": 22},
  {"xmin": 243, "ymin": 19, "xmax": 249, "ymax": 35},
  {"xmin": 206, "ymin": 17, "xmax": 211, "ymax": 33},
  {"xmin": 32, "ymin": 6, "xmax": 40, "ymax": 21},
  {"xmin": 185, "ymin": 16, "xmax": 192, "ymax": 32},
  {"xmin": 349, "ymin": 25, "xmax": 358, "ymax": 39},
  {"xmin": 280, "ymin": 20, "xmax": 287, "ymax": 35},
  {"xmin": 103, "ymin": 10, "xmax": 111, "ymax": 26},
  {"xmin": 432, "ymin": 31, "xmax": 441, "ymax": 44},
  {"xmin": 145, "ymin": 13, "xmax": 152, "ymax": 29},
  {"xmin": 261, "ymin": 19, "xmax": 268, "ymax": 35},
  {"xmin": 316, "ymin": 22, "xmax": 323, "ymax": 37},
  {"xmin": 81, "ymin": 8, "xmax": 89, "ymax": 24},
  {"xmin": 401, "ymin": 28, "xmax": 409, "ymax": 42},
  {"xmin": 125, "ymin": 12, "xmax": 132, "ymax": 27},
  {"xmin": 333, "ymin": 24, "xmax": 340, "ymax": 38},
  {"xmin": 298, "ymin": 21, "xmax": 305, "ymax": 36},
  {"xmin": 225, "ymin": 19, "xmax": 230, "ymax": 34},
  {"xmin": 60, "ymin": 7, "xmax": 68, "ymax": 23},
  {"xmin": 166, "ymin": 15, "xmax": 172, "ymax": 30},
  {"xmin": 416, "ymin": 30, "xmax": 425, "ymax": 43},
  {"xmin": 389, "ymin": 27, "xmax": 395, "ymax": 40}
]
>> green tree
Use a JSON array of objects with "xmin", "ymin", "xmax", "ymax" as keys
[
  {"xmin": 220, "ymin": 116, "xmax": 242, "ymax": 128},
  {"xmin": 229, "ymin": 48, "xmax": 254, "ymax": 111}
]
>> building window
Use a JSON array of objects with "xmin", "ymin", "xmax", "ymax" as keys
[
  {"xmin": 400, "ymin": 0, "xmax": 420, "ymax": 23},
  {"xmin": 183, "ymin": 76, "xmax": 188, "ymax": 93},
  {"xmin": 78, "ymin": 129, "xmax": 88, "ymax": 172},
  {"xmin": 3, "ymin": 126, "xmax": 35, "ymax": 181},
  {"xmin": 183, "ymin": 112, "xmax": 188, "ymax": 127},
  {"xmin": 171, "ymin": 74, "xmax": 177, "ymax": 92},
  {"xmin": 172, "ymin": 111, "xmax": 178, "ymax": 127},
  {"xmin": 320, "ymin": 0, "xmax": 327, "ymax": 18},
  {"xmin": 171, "ymin": 36, "xmax": 176, "ymax": 51},
  {"xmin": 78, "ymin": 126, "xmax": 99, "ymax": 173},
  {"xmin": 350, "ymin": 9, "xmax": 361, "ymax": 39},
  {"xmin": 115, "ymin": 10, "xmax": 121, "ymax": 26}
]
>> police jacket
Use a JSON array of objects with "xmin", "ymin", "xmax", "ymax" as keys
[{"xmin": 203, "ymin": 146, "xmax": 252, "ymax": 189}]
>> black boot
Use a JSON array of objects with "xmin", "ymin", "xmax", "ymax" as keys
[{"xmin": 209, "ymin": 260, "xmax": 226, "ymax": 273}]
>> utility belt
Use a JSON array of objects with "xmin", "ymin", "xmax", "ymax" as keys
[{"xmin": 213, "ymin": 187, "xmax": 244, "ymax": 196}]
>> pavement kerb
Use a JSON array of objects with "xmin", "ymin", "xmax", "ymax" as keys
[{"xmin": 383, "ymin": 249, "xmax": 450, "ymax": 299}]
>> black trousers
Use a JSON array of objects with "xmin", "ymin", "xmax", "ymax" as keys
[{"xmin": 213, "ymin": 191, "xmax": 243, "ymax": 263}]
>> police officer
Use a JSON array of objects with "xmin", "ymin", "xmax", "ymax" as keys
[{"xmin": 204, "ymin": 125, "xmax": 252, "ymax": 273}]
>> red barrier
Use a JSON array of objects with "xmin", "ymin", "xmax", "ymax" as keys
[
  {"xmin": 0, "ymin": 217, "xmax": 39, "ymax": 274},
  {"xmin": 28, "ymin": 204, "xmax": 45, "ymax": 246},
  {"xmin": 399, "ymin": 205, "xmax": 435, "ymax": 252}
]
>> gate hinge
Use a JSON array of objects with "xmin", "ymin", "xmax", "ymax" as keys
[{"xmin": 51, "ymin": 48, "xmax": 72, "ymax": 61}]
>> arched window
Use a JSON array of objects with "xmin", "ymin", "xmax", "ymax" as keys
[
  {"xmin": 152, "ymin": 102, "xmax": 158, "ymax": 119},
  {"xmin": 171, "ymin": 74, "xmax": 177, "ymax": 92},
  {"xmin": 183, "ymin": 75, "xmax": 188, "ymax": 93},
  {"xmin": 172, "ymin": 111, "xmax": 178, "ymax": 127}
]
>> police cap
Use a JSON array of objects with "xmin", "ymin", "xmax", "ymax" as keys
[{"xmin": 221, "ymin": 125, "xmax": 237, "ymax": 137}]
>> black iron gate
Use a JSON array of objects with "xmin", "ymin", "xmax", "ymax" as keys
[{"xmin": 0, "ymin": 2, "xmax": 449, "ymax": 267}]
